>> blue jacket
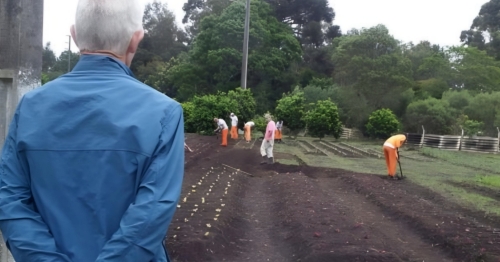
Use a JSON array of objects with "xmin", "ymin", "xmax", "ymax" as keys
[{"xmin": 0, "ymin": 55, "xmax": 184, "ymax": 261}]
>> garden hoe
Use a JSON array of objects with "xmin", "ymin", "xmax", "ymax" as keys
[{"xmin": 397, "ymin": 148, "xmax": 404, "ymax": 180}]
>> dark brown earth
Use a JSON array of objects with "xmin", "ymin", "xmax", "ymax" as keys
[{"xmin": 165, "ymin": 134, "xmax": 500, "ymax": 262}]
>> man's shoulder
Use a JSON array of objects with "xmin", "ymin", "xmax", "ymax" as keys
[
  {"xmin": 24, "ymin": 74, "xmax": 180, "ymax": 108},
  {"xmin": 141, "ymin": 85, "xmax": 180, "ymax": 110}
]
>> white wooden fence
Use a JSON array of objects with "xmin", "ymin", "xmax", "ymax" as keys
[{"xmin": 406, "ymin": 126, "xmax": 500, "ymax": 153}]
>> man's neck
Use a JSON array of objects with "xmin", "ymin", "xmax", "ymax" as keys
[{"xmin": 81, "ymin": 50, "xmax": 127, "ymax": 64}]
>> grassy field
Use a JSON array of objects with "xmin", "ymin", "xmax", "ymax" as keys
[{"xmin": 274, "ymin": 137, "xmax": 500, "ymax": 216}]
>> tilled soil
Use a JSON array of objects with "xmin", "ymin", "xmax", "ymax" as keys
[{"xmin": 166, "ymin": 135, "xmax": 500, "ymax": 262}]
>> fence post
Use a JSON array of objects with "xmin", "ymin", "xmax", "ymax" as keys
[
  {"xmin": 459, "ymin": 129, "xmax": 464, "ymax": 151},
  {"xmin": 420, "ymin": 125, "xmax": 425, "ymax": 148},
  {"xmin": 497, "ymin": 127, "xmax": 499, "ymax": 153}
]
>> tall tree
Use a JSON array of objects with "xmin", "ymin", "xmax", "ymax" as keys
[
  {"xmin": 331, "ymin": 25, "xmax": 414, "ymax": 129},
  {"xmin": 182, "ymin": 0, "xmax": 233, "ymax": 37},
  {"xmin": 265, "ymin": 0, "xmax": 340, "ymax": 45},
  {"xmin": 169, "ymin": 0, "xmax": 301, "ymax": 105},
  {"xmin": 460, "ymin": 0, "xmax": 500, "ymax": 59},
  {"xmin": 42, "ymin": 42, "xmax": 56, "ymax": 72},
  {"xmin": 51, "ymin": 51, "xmax": 80, "ymax": 73},
  {"xmin": 447, "ymin": 46, "xmax": 500, "ymax": 92},
  {"xmin": 131, "ymin": 2, "xmax": 188, "ymax": 81}
]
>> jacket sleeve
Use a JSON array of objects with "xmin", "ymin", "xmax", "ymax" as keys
[
  {"xmin": 0, "ymin": 102, "xmax": 72, "ymax": 261},
  {"xmin": 95, "ymin": 104, "xmax": 185, "ymax": 262}
]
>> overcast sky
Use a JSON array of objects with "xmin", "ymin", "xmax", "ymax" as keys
[{"xmin": 43, "ymin": 0, "xmax": 487, "ymax": 55}]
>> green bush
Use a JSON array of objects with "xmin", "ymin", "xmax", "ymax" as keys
[
  {"xmin": 304, "ymin": 99, "xmax": 342, "ymax": 139},
  {"xmin": 227, "ymin": 87, "xmax": 256, "ymax": 129},
  {"xmin": 365, "ymin": 109, "xmax": 400, "ymax": 139},
  {"xmin": 181, "ymin": 102, "xmax": 196, "ymax": 133},
  {"xmin": 190, "ymin": 92, "xmax": 239, "ymax": 135},
  {"xmin": 275, "ymin": 91, "xmax": 306, "ymax": 135},
  {"xmin": 253, "ymin": 113, "xmax": 270, "ymax": 136}
]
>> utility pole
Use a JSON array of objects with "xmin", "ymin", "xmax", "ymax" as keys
[
  {"xmin": 66, "ymin": 35, "xmax": 71, "ymax": 72},
  {"xmin": 240, "ymin": 0, "xmax": 250, "ymax": 89}
]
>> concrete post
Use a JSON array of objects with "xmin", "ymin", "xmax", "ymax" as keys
[
  {"xmin": 240, "ymin": 0, "xmax": 250, "ymax": 89},
  {"xmin": 0, "ymin": 0, "xmax": 44, "ymax": 148},
  {"xmin": 0, "ymin": 1, "xmax": 44, "ymax": 261}
]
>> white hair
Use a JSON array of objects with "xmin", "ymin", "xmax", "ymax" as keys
[
  {"xmin": 75, "ymin": 0, "xmax": 144, "ymax": 55},
  {"xmin": 264, "ymin": 113, "xmax": 273, "ymax": 121}
]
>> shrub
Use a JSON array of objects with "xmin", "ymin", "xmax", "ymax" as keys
[
  {"xmin": 366, "ymin": 109, "xmax": 400, "ymax": 139},
  {"xmin": 227, "ymin": 87, "xmax": 256, "ymax": 129},
  {"xmin": 253, "ymin": 113, "xmax": 269, "ymax": 136},
  {"xmin": 190, "ymin": 92, "xmax": 239, "ymax": 134},
  {"xmin": 304, "ymin": 99, "xmax": 343, "ymax": 139},
  {"xmin": 275, "ymin": 91, "xmax": 306, "ymax": 136},
  {"xmin": 181, "ymin": 101, "xmax": 196, "ymax": 133}
]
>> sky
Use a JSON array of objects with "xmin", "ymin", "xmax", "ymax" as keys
[{"xmin": 43, "ymin": 0, "xmax": 488, "ymax": 55}]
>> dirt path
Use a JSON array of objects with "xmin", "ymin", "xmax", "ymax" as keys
[
  {"xmin": 169, "ymin": 135, "xmax": 500, "ymax": 262},
  {"xmin": 230, "ymin": 177, "xmax": 290, "ymax": 262},
  {"xmin": 316, "ymin": 176, "xmax": 452, "ymax": 261}
]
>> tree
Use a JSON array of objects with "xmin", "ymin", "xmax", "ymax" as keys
[
  {"xmin": 403, "ymin": 41, "xmax": 449, "ymax": 80},
  {"xmin": 464, "ymin": 92, "xmax": 500, "ymax": 136},
  {"xmin": 460, "ymin": 0, "xmax": 500, "ymax": 59},
  {"xmin": 404, "ymin": 98, "xmax": 456, "ymax": 135},
  {"xmin": 42, "ymin": 42, "xmax": 56, "ymax": 72},
  {"xmin": 365, "ymin": 109, "xmax": 400, "ymax": 139},
  {"xmin": 274, "ymin": 90, "xmax": 306, "ymax": 136},
  {"xmin": 446, "ymin": 46, "xmax": 500, "ymax": 92},
  {"xmin": 332, "ymin": 25, "xmax": 414, "ymax": 129},
  {"xmin": 131, "ymin": 2, "xmax": 188, "ymax": 81},
  {"xmin": 183, "ymin": 0, "xmax": 341, "ymax": 46},
  {"xmin": 414, "ymin": 78, "xmax": 449, "ymax": 99},
  {"xmin": 299, "ymin": 82, "xmax": 340, "ymax": 111},
  {"xmin": 265, "ymin": 0, "xmax": 340, "ymax": 46},
  {"xmin": 442, "ymin": 90, "xmax": 473, "ymax": 111},
  {"xmin": 51, "ymin": 50, "xmax": 80, "ymax": 73},
  {"xmin": 169, "ymin": 0, "xmax": 302, "ymax": 105},
  {"xmin": 304, "ymin": 99, "xmax": 342, "ymax": 139},
  {"xmin": 182, "ymin": 0, "xmax": 233, "ymax": 37}
]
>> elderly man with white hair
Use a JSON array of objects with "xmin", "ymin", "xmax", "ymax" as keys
[
  {"xmin": 260, "ymin": 113, "xmax": 276, "ymax": 164},
  {"xmin": 0, "ymin": 1, "xmax": 184, "ymax": 261}
]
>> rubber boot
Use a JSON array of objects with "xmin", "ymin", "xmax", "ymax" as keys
[
  {"xmin": 268, "ymin": 157, "xmax": 274, "ymax": 164},
  {"xmin": 260, "ymin": 155, "xmax": 267, "ymax": 164}
]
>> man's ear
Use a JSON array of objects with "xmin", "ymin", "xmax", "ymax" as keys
[
  {"xmin": 70, "ymin": 25, "xmax": 78, "ymax": 48},
  {"xmin": 127, "ymin": 29, "xmax": 145, "ymax": 54}
]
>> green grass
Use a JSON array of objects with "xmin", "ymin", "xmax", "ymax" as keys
[
  {"xmin": 475, "ymin": 175, "xmax": 500, "ymax": 188},
  {"xmin": 276, "ymin": 137, "xmax": 500, "ymax": 216},
  {"xmin": 420, "ymin": 147, "xmax": 500, "ymax": 174}
]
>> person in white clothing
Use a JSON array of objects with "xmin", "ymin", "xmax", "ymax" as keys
[
  {"xmin": 229, "ymin": 113, "xmax": 239, "ymax": 139},
  {"xmin": 244, "ymin": 121, "xmax": 255, "ymax": 142},
  {"xmin": 275, "ymin": 120, "xmax": 283, "ymax": 143},
  {"xmin": 213, "ymin": 118, "xmax": 229, "ymax": 146}
]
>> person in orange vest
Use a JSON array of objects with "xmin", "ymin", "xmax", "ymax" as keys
[
  {"xmin": 229, "ymin": 113, "xmax": 239, "ymax": 139},
  {"xmin": 275, "ymin": 120, "xmax": 283, "ymax": 143},
  {"xmin": 383, "ymin": 134, "xmax": 406, "ymax": 179},
  {"xmin": 244, "ymin": 121, "xmax": 255, "ymax": 143},
  {"xmin": 214, "ymin": 118, "xmax": 229, "ymax": 147}
]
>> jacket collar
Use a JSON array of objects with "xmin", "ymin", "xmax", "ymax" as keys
[{"xmin": 72, "ymin": 54, "xmax": 136, "ymax": 78}]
